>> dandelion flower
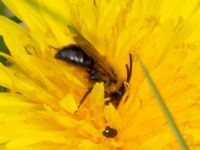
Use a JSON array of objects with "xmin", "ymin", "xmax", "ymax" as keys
[{"xmin": 0, "ymin": 0, "xmax": 200, "ymax": 150}]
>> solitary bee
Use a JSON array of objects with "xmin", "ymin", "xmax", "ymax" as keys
[
  {"xmin": 55, "ymin": 25, "xmax": 132, "ymax": 106},
  {"xmin": 55, "ymin": 26, "xmax": 133, "ymax": 138},
  {"xmin": 55, "ymin": 43, "xmax": 117, "ymax": 85}
]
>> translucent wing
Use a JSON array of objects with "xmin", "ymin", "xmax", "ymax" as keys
[{"xmin": 67, "ymin": 25, "xmax": 117, "ymax": 83}]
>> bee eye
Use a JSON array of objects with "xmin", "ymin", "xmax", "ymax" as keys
[{"xmin": 102, "ymin": 126, "xmax": 118, "ymax": 138}]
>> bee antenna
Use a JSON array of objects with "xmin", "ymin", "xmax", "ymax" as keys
[
  {"xmin": 126, "ymin": 53, "xmax": 133, "ymax": 83},
  {"xmin": 125, "ymin": 64, "xmax": 130, "ymax": 82}
]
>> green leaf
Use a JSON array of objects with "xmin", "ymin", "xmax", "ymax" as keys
[{"xmin": 139, "ymin": 58, "xmax": 188, "ymax": 150}]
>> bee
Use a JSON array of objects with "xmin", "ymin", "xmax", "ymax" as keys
[
  {"xmin": 55, "ymin": 26, "xmax": 133, "ymax": 138},
  {"xmin": 55, "ymin": 44, "xmax": 116, "ymax": 84}
]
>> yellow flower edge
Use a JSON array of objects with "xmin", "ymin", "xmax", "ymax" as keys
[{"xmin": 0, "ymin": 0, "xmax": 199, "ymax": 149}]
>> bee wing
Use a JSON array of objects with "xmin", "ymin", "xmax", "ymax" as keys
[{"xmin": 67, "ymin": 25, "xmax": 116, "ymax": 82}]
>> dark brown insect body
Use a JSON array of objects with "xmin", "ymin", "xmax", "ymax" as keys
[
  {"xmin": 55, "ymin": 44, "xmax": 116, "ymax": 84},
  {"xmin": 55, "ymin": 44, "xmax": 132, "ymax": 138},
  {"xmin": 102, "ymin": 126, "xmax": 118, "ymax": 138},
  {"xmin": 55, "ymin": 44, "xmax": 132, "ymax": 105},
  {"xmin": 55, "ymin": 45, "xmax": 94, "ymax": 67},
  {"xmin": 55, "ymin": 25, "xmax": 133, "ymax": 138}
]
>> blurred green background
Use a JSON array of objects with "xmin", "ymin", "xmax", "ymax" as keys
[
  {"xmin": 0, "ymin": 2, "xmax": 21, "ymax": 91},
  {"xmin": 0, "ymin": 2, "xmax": 6, "ymax": 92}
]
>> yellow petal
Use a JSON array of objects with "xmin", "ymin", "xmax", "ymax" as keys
[
  {"xmin": 104, "ymin": 103, "xmax": 120, "ymax": 129},
  {"xmin": 0, "ymin": 16, "xmax": 35, "ymax": 56},
  {"xmin": 78, "ymin": 139, "xmax": 105, "ymax": 150},
  {"xmin": 0, "ymin": 93, "xmax": 42, "ymax": 112},
  {"xmin": 6, "ymin": 131, "xmax": 67, "ymax": 149},
  {"xmin": 59, "ymin": 93, "xmax": 78, "ymax": 114}
]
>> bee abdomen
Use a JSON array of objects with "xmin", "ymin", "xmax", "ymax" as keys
[{"xmin": 55, "ymin": 45, "xmax": 94, "ymax": 67}]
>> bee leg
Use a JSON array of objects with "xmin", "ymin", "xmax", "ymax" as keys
[{"xmin": 78, "ymin": 88, "xmax": 92, "ymax": 108}]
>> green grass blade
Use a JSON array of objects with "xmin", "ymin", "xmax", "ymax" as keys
[{"xmin": 138, "ymin": 58, "xmax": 188, "ymax": 150}]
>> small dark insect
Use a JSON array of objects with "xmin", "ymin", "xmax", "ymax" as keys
[
  {"xmin": 102, "ymin": 126, "xmax": 118, "ymax": 138},
  {"xmin": 55, "ymin": 44, "xmax": 132, "ymax": 108},
  {"xmin": 66, "ymin": 25, "xmax": 117, "ymax": 85},
  {"xmin": 55, "ymin": 26, "xmax": 133, "ymax": 138},
  {"xmin": 55, "ymin": 44, "xmax": 116, "ymax": 84}
]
